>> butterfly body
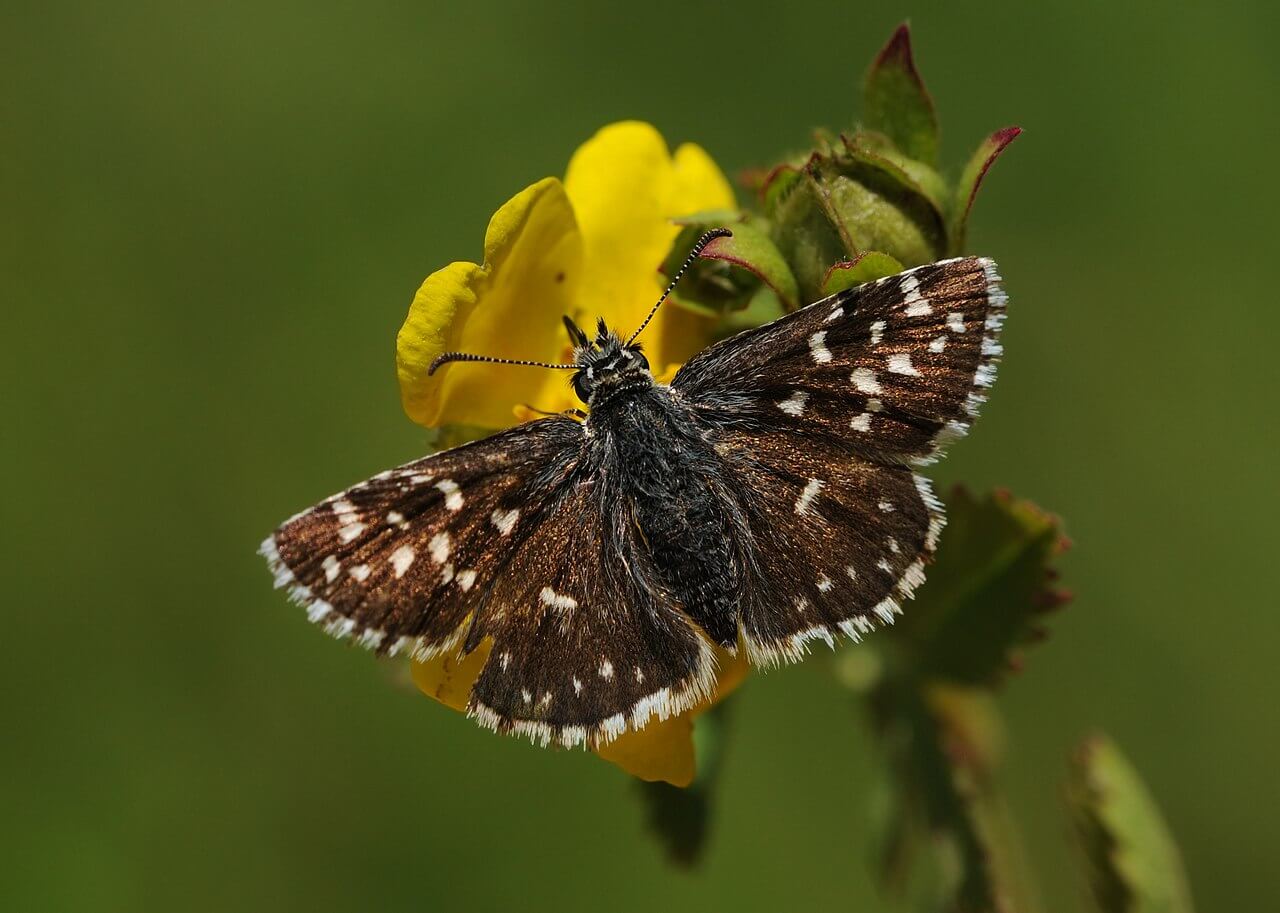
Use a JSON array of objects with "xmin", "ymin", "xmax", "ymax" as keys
[{"xmin": 262, "ymin": 257, "xmax": 1007, "ymax": 747}]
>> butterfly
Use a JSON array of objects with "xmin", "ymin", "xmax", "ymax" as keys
[{"xmin": 261, "ymin": 229, "xmax": 1007, "ymax": 748}]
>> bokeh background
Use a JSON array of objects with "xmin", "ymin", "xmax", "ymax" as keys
[{"xmin": 5, "ymin": 1, "xmax": 1278, "ymax": 910}]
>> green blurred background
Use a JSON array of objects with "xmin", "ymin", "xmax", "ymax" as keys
[{"xmin": 5, "ymin": 1, "xmax": 1278, "ymax": 910}]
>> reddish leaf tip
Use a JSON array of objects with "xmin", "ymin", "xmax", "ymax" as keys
[
  {"xmin": 991, "ymin": 125, "xmax": 1023, "ymax": 146},
  {"xmin": 874, "ymin": 23, "xmax": 916, "ymax": 71}
]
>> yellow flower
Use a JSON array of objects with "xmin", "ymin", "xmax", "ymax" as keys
[
  {"xmin": 396, "ymin": 121, "xmax": 745, "ymax": 786},
  {"xmin": 397, "ymin": 120, "xmax": 735, "ymax": 431}
]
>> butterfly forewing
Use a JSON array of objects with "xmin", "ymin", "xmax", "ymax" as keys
[
  {"xmin": 674, "ymin": 257, "xmax": 1006, "ymax": 465},
  {"xmin": 261, "ymin": 417, "xmax": 582, "ymax": 658}
]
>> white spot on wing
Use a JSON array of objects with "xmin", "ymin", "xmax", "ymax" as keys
[
  {"xmin": 887, "ymin": 353, "xmax": 920, "ymax": 376},
  {"xmin": 599, "ymin": 659, "xmax": 614, "ymax": 680},
  {"xmin": 851, "ymin": 368, "xmax": 882, "ymax": 394},
  {"xmin": 435, "ymin": 479, "xmax": 463, "ymax": 511},
  {"xmin": 900, "ymin": 273, "xmax": 932, "ymax": 317},
  {"xmin": 539, "ymin": 587, "xmax": 577, "ymax": 611},
  {"xmin": 428, "ymin": 533, "xmax": 450, "ymax": 564},
  {"xmin": 322, "ymin": 555, "xmax": 341, "ymax": 583},
  {"xmin": 817, "ymin": 575, "xmax": 834, "ymax": 593},
  {"xmin": 390, "ymin": 545, "xmax": 415, "ymax": 578},
  {"xmin": 490, "ymin": 508, "xmax": 519, "ymax": 536},
  {"xmin": 337, "ymin": 523, "xmax": 365, "ymax": 543},
  {"xmin": 386, "ymin": 511, "xmax": 404, "ymax": 524},
  {"xmin": 947, "ymin": 312, "xmax": 967, "ymax": 333},
  {"xmin": 850, "ymin": 412, "xmax": 872, "ymax": 432},
  {"xmin": 795, "ymin": 478, "xmax": 824, "ymax": 515},
  {"xmin": 808, "ymin": 330, "xmax": 833, "ymax": 364},
  {"xmin": 457, "ymin": 569, "xmax": 477, "ymax": 591},
  {"xmin": 825, "ymin": 305, "xmax": 844, "ymax": 323},
  {"xmin": 777, "ymin": 390, "xmax": 808, "ymax": 416},
  {"xmin": 349, "ymin": 563, "xmax": 371, "ymax": 582},
  {"xmin": 869, "ymin": 320, "xmax": 886, "ymax": 345},
  {"xmin": 929, "ymin": 335, "xmax": 947, "ymax": 353}
]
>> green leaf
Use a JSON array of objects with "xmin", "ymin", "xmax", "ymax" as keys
[
  {"xmin": 863, "ymin": 24, "xmax": 940, "ymax": 166},
  {"xmin": 893, "ymin": 487, "xmax": 1072, "ymax": 686},
  {"xmin": 1066, "ymin": 734, "xmax": 1196, "ymax": 913},
  {"xmin": 820, "ymin": 251, "xmax": 905, "ymax": 296},
  {"xmin": 951, "ymin": 126, "xmax": 1022, "ymax": 254},
  {"xmin": 636, "ymin": 703, "xmax": 732, "ymax": 867}
]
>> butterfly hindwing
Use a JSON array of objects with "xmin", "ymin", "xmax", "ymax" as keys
[
  {"xmin": 674, "ymin": 257, "xmax": 1006, "ymax": 465},
  {"xmin": 463, "ymin": 476, "xmax": 716, "ymax": 747},
  {"xmin": 695, "ymin": 416, "xmax": 944, "ymax": 663}
]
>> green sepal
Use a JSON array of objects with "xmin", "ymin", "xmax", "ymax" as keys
[
  {"xmin": 712, "ymin": 286, "xmax": 786, "ymax": 341},
  {"xmin": 846, "ymin": 129, "xmax": 950, "ymax": 221},
  {"xmin": 863, "ymin": 23, "xmax": 941, "ymax": 166},
  {"xmin": 1066, "ymin": 734, "xmax": 1196, "ymax": 913},
  {"xmin": 951, "ymin": 127, "xmax": 1022, "ymax": 254},
  {"xmin": 762, "ymin": 159, "xmax": 852, "ymax": 303},
  {"xmin": 765, "ymin": 152, "xmax": 945, "ymax": 302},
  {"xmin": 661, "ymin": 216, "xmax": 798, "ymax": 315},
  {"xmin": 820, "ymin": 251, "xmax": 905, "ymax": 296}
]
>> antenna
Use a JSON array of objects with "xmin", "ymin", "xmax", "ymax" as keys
[
  {"xmin": 625, "ymin": 227, "xmax": 732, "ymax": 345},
  {"xmin": 427, "ymin": 351, "xmax": 576, "ymax": 376},
  {"xmin": 427, "ymin": 227, "xmax": 732, "ymax": 376}
]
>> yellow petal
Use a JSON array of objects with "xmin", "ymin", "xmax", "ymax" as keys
[
  {"xmin": 396, "ymin": 177, "xmax": 584, "ymax": 430},
  {"xmin": 410, "ymin": 637, "xmax": 491, "ymax": 713},
  {"xmin": 670, "ymin": 142, "xmax": 737, "ymax": 216},
  {"xmin": 596, "ymin": 714, "xmax": 697, "ymax": 787},
  {"xmin": 564, "ymin": 122, "xmax": 735, "ymax": 370}
]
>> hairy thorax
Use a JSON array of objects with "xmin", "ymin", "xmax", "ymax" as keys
[{"xmin": 585, "ymin": 384, "xmax": 743, "ymax": 647}]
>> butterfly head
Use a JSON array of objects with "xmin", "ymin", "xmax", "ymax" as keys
[{"xmin": 564, "ymin": 316, "xmax": 651, "ymax": 404}]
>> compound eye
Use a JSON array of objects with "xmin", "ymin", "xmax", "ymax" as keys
[
  {"xmin": 572, "ymin": 372, "xmax": 591, "ymax": 403},
  {"xmin": 634, "ymin": 351, "xmax": 650, "ymax": 371}
]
